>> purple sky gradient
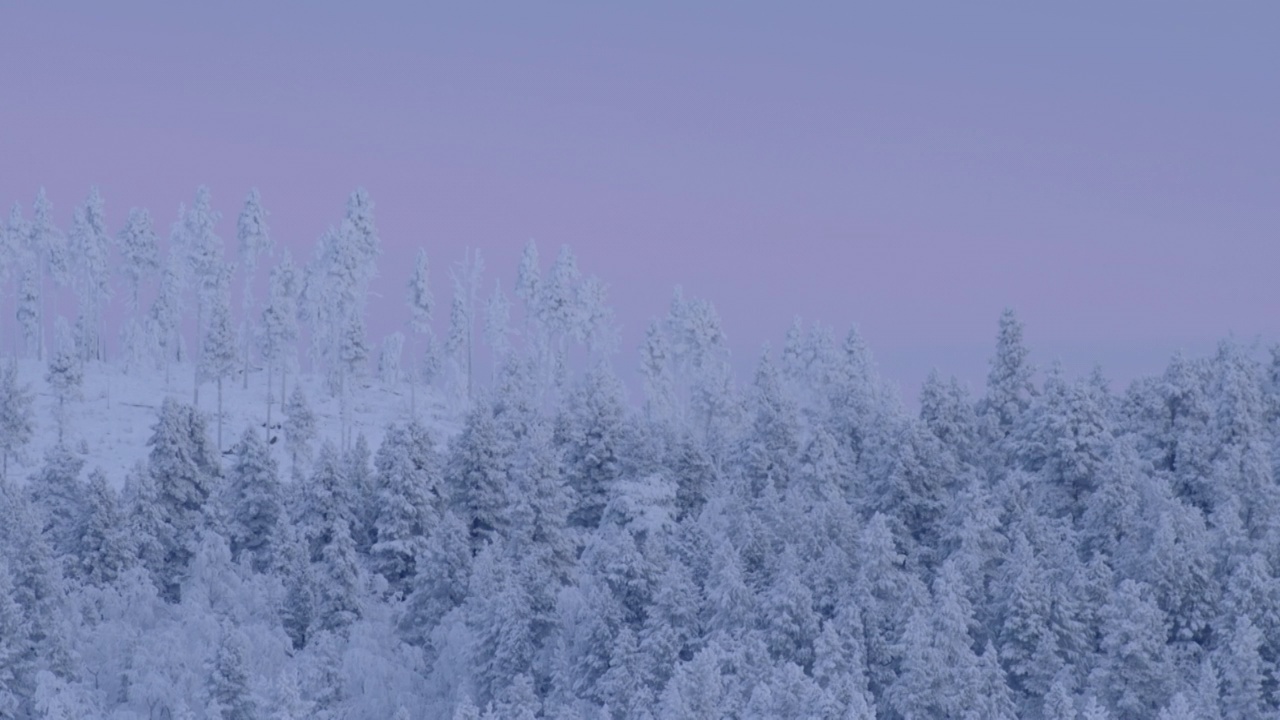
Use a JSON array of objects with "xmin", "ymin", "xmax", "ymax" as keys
[{"xmin": 3, "ymin": 3, "xmax": 1278, "ymax": 401}]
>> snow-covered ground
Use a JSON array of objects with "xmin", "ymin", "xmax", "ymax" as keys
[{"xmin": 10, "ymin": 357, "xmax": 456, "ymax": 487}]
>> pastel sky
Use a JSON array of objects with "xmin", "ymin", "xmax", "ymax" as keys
[{"xmin": 2, "ymin": 3, "xmax": 1278, "ymax": 400}]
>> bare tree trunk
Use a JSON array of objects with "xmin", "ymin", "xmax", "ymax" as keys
[
  {"xmin": 266, "ymin": 360, "xmax": 274, "ymax": 441},
  {"xmin": 217, "ymin": 377, "xmax": 223, "ymax": 450},
  {"xmin": 194, "ymin": 302, "xmax": 202, "ymax": 406},
  {"xmin": 243, "ymin": 321, "xmax": 251, "ymax": 390}
]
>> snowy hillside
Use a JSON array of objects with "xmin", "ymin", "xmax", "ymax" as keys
[
  {"xmin": 0, "ymin": 186, "xmax": 1278, "ymax": 719},
  {"xmin": 6, "ymin": 358, "xmax": 455, "ymax": 492}
]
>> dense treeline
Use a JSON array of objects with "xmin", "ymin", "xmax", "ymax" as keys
[{"xmin": 1, "ymin": 186, "xmax": 1278, "ymax": 719}]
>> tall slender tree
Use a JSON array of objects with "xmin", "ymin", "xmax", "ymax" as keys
[
  {"xmin": 68, "ymin": 187, "xmax": 113, "ymax": 361},
  {"xmin": 406, "ymin": 247, "xmax": 434, "ymax": 417},
  {"xmin": 237, "ymin": 188, "xmax": 273, "ymax": 390},
  {"xmin": 199, "ymin": 277, "xmax": 238, "ymax": 449},
  {"xmin": 260, "ymin": 248, "xmax": 300, "ymax": 432},
  {"xmin": 29, "ymin": 188, "xmax": 68, "ymax": 361},
  {"xmin": 183, "ymin": 186, "xmax": 225, "ymax": 405}
]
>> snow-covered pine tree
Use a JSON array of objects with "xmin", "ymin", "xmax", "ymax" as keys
[
  {"xmin": 446, "ymin": 248, "xmax": 484, "ymax": 401},
  {"xmin": 302, "ymin": 191, "xmax": 380, "ymax": 447},
  {"xmin": 29, "ymin": 188, "xmax": 68, "ymax": 361},
  {"xmin": 6, "ymin": 203, "xmax": 35, "ymax": 357},
  {"xmin": 378, "ymin": 332, "xmax": 404, "ymax": 386},
  {"xmin": 236, "ymin": 188, "xmax": 273, "ymax": 390},
  {"xmin": 147, "ymin": 226, "xmax": 188, "ymax": 382},
  {"xmin": 46, "ymin": 316, "xmax": 83, "ymax": 443},
  {"xmin": 260, "ymin": 248, "xmax": 300, "ymax": 432},
  {"xmin": 0, "ymin": 359, "xmax": 34, "ymax": 480},
  {"xmin": 183, "ymin": 186, "xmax": 225, "ymax": 405},
  {"xmin": 485, "ymin": 279, "xmax": 512, "ymax": 377},
  {"xmin": 283, "ymin": 384, "xmax": 317, "ymax": 474},
  {"xmin": 336, "ymin": 311, "xmax": 368, "ymax": 450},
  {"xmin": 117, "ymin": 206, "xmax": 161, "ymax": 314},
  {"xmin": 199, "ymin": 281, "xmax": 238, "ymax": 450},
  {"xmin": 406, "ymin": 247, "xmax": 434, "ymax": 416},
  {"xmin": 0, "ymin": 206, "xmax": 18, "ymax": 355},
  {"xmin": 68, "ymin": 187, "xmax": 113, "ymax": 361}
]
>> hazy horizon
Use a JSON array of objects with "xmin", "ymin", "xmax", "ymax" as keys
[{"xmin": 3, "ymin": 3, "xmax": 1277, "ymax": 400}]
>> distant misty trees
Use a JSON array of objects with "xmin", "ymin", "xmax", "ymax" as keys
[{"xmin": 0, "ymin": 186, "xmax": 635, "ymax": 458}]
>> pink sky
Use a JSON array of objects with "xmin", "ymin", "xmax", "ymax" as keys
[{"xmin": 2, "ymin": 3, "xmax": 1278, "ymax": 400}]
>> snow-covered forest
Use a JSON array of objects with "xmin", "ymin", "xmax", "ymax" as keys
[{"xmin": 1, "ymin": 185, "xmax": 1278, "ymax": 719}]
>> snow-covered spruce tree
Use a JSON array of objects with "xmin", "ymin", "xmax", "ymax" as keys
[
  {"xmin": 117, "ymin": 206, "xmax": 161, "ymax": 314},
  {"xmin": 369, "ymin": 421, "xmax": 443, "ymax": 596},
  {"xmin": 0, "ymin": 359, "xmax": 34, "ymax": 480},
  {"xmin": 983, "ymin": 307, "xmax": 1036, "ymax": 442},
  {"xmin": 68, "ymin": 187, "xmax": 113, "ymax": 362},
  {"xmin": 45, "ymin": 316, "xmax": 83, "ymax": 443},
  {"xmin": 207, "ymin": 626, "xmax": 258, "ymax": 720},
  {"xmin": 260, "ymin": 248, "xmax": 300, "ymax": 432},
  {"xmin": 146, "ymin": 397, "xmax": 221, "ymax": 602},
  {"xmin": 558, "ymin": 363, "xmax": 630, "ymax": 531},
  {"xmin": 27, "ymin": 442, "xmax": 88, "ymax": 571},
  {"xmin": 639, "ymin": 318, "xmax": 677, "ymax": 426},
  {"xmin": 315, "ymin": 508, "xmax": 362, "ymax": 635},
  {"xmin": 406, "ymin": 246, "xmax": 434, "ymax": 417},
  {"xmin": 236, "ymin": 188, "xmax": 273, "ymax": 390},
  {"xmin": 224, "ymin": 426, "xmax": 282, "ymax": 573},
  {"xmin": 465, "ymin": 544, "xmax": 537, "ymax": 710},
  {"xmin": 0, "ymin": 559, "xmax": 27, "ymax": 719},
  {"xmin": 79, "ymin": 469, "xmax": 133, "ymax": 586},
  {"xmin": 198, "ymin": 281, "xmax": 238, "ymax": 450},
  {"xmin": 739, "ymin": 348, "xmax": 801, "ymax": 497},
  {"xmin": 888, "ymin": 560, "xmax": 1010, "ymax": 719},
  {"xmin": 449, "ymin": 403, "xmax": 511, "ymax": 553},
  {"xmin": 0, "ymin": 483, "xmax": 72, "ymax": 682},
  {"xmin": 919, "ymin": 369, "xmax": 981, "ymax": 464},
  {"xmin": 1087, "ymin": 578, "xmax": 1175, "ymax": 717},
  {"xmin": 543, "ymin": 245, "xmax": 581, "ymax": 353}
]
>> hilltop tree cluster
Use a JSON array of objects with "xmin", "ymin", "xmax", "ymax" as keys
[{"xmin": 0, "ymin": 187, "xmax": 1278, "ymax": 719}]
